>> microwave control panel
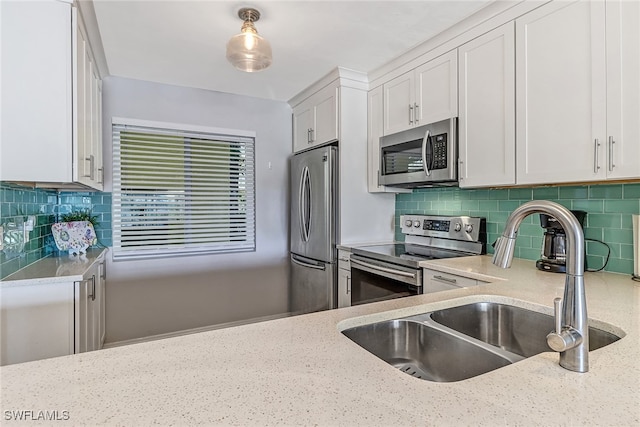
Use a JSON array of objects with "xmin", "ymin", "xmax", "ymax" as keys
[{"xmin": 431, "ymin": 134, "xmax": 447, "ymax": 169}]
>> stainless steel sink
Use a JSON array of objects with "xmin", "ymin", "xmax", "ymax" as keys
[
  {"xmin": 341, "ymin": 301, "xmax": 622, "ymax": 382},
  {"xmin": 429, "ymin": 302, "xmax": 621, "ymax": 357},
  {"xmin": 341, "ymin": 319, "xmax": 514, "ymax": 382}
]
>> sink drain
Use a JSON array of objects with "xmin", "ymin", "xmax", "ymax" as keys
[{"xmin": 396, "ymin": 363, "xmax": 431, "ymax": 380}]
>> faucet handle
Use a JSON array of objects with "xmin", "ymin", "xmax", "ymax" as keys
[
  {"xmin": 547, "ymin": 297, "xmax": 583, "ymax": 352},
  {"xmin": 553, "ymin": 297, "xmax": 562, "ymax": 334}
]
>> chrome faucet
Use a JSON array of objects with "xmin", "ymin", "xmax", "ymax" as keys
[{"xmin": 492, "ymin": 200, "xmax": 589, "ymax": 372}]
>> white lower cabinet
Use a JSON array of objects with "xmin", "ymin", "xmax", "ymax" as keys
[
  {"xmin": 75, "ymin": 259, "xmax": 105, "ymax": 353},
  {"xmin": 423, "ymin": 269, "xmax": 488, "ymax": 293},
  {"xmin": 337, "ymin": 249, "xmax": 351, "ymax": 308},
  {"xmin": 0, "ymin": 282, "xmax": 75, "ymax": 366},
  {"xmin": 0, "ymin": 257, "xmax": 106, "ymax": 366}
]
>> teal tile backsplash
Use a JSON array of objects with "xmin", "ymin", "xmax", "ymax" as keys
[
  {"xmin": 396, "ymin": 183, "xmax": 640, "ymax": 276},
  {"xmin": 0, "ymin": 183, "xmax": 112, "ymax": 279}
]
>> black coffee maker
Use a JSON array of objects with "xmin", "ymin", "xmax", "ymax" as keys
[{"xmin": 536, "ymin": 210, "xmax": 587, "ymax": 273}]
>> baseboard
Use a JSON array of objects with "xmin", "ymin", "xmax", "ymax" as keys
[{"xmin": 102, "ymin": 312, "xmax": 292, "ymax": 349}]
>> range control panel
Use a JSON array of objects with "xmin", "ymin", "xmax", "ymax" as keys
[{"xmin": 400, "ymin": 215, "xmax": 484, "ymax": 243}]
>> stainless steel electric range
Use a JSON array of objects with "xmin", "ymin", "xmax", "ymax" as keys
[{"xmin": 349, "ymin": 214, "xmax": 486, "ymax": 306}]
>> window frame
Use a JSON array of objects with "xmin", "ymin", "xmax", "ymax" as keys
[{"xmin": 111, "ymin": 117, "xmax": 256, "ymax": 261}]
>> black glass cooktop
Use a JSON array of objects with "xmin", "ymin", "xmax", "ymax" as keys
[{"xmin": 351, "ymin": 243, "xmax": 471, "ymax": 269}]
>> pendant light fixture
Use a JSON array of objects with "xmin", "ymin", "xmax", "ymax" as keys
[{"xmin": 226, "ymin": 7, "xmax": 272, "ymax": 72}]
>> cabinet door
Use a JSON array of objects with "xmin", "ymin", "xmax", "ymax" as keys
[
  {"xmin": 337, "ymin": 268, "xmax": 351, "ymax": 308},
  {"xmin": 74, "ymin": 278, "xmax": 90, "ymax": 353},
  {"xmin": 0, "ymin": 282, "xmax": 74, "ymax": 366},
  {"xmin": 516, "ymin": 0, "xmax": 607, "ymax": 185},
  {"xmin": 383, "ymin": 71, "xmax": 414, "ymax": 135},
  {"xmin": 415, "ymin": 50, "xmax": 458, "ymax": 125},
  {"xmin": 605, "ymin": 0, "xmax": 640, "ymax": 179},
  {"xmin": 312, "ymin": 84, "xmax": 338, "ymax": 146},
  {"xmin": 75, "ymin": 25, "xmax": 91, "ymax": 186},
  {"xmin": 293, "ymin": 101, "xmax": 313, "ymax": 152},
  {"xmin": 367, "ymin": 86, "xmax": 385, "ymax": 192},
  {"xmin": 96, "ymin": 260, "xmax": 106, "ymax": 349},
  {"xmin": 96, "ymin": 80, "xmax": 104, "ymax": 188},
  {"xmin": 0, "ymin": 0, "xmax": 73, "ymax": 183},
  {"xmin": 75, "ymin": 263, "xmax": 100, "ymax": 353},
  {"xmin": 423, "ymin": 269, "xmax": 478, "ymax": 293},
  {"xmin": 458, "ymin": 23, "xmax": 516, "ymax": 188}
]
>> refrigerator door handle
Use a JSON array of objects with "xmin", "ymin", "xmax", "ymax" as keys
[
  {"xmin": 291, "ymin": 254, "xmax": 326, "ymax": 270},
  {"xmin": 299, "ymin": 166, "xmax": 311, "ymax": 242}
]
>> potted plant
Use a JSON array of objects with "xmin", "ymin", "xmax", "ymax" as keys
[{"xmin": 52, "ymin": 209, "xmax": 99, "ymax": 255}]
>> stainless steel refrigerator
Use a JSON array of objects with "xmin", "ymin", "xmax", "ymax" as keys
[{"xmin": 290, "ymin": 145, "xmax": 337, "ymax": 315}]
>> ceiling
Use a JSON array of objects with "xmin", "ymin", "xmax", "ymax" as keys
[{"xmin": 93, "ymin": 0, "xmax": 493, "ymax": 102}]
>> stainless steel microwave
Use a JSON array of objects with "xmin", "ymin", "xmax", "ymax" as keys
[{"xmin": 379, "ymin": 118, "xmax": 458, "ymax": 188}]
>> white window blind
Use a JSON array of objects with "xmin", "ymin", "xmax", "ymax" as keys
[{"xmin": 112, "ymin": 120, "xmax": 255, "ymax": 260}]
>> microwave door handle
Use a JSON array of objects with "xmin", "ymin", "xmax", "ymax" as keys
[{"xmin": 421, "ymin": 129, "xmax": 431, "ymax": 176}]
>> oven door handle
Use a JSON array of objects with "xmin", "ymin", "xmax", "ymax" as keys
[{"xmin": 350, "ymin": 257, "xmax": 416, "ymax": 279}]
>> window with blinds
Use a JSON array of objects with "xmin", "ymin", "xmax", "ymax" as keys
[{"xmin": 112, "ymin": 119, "xmax": 256, "ymax": 260}]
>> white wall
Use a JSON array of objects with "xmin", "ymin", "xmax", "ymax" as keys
[{"xmin": 102, "ymin": 76, "xmax": 292, "ymax": 343}]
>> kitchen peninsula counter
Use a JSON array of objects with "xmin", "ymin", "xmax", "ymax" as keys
[{"xmin": 1, "ymin": 256, "xmax": 638, "ymax": 426}]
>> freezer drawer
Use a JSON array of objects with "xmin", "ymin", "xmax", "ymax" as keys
[{"xmin": 290, "ymin": 254, "xmax": 336, "ymax": 315}]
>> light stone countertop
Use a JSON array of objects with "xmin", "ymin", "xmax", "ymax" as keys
[
  {"xmin": 1, "ymin": 255, "xmax": 639, "ymax": 426},
  {"xmin": 0, "ymin": 248, "xmax": 108, "ymax": 287}
]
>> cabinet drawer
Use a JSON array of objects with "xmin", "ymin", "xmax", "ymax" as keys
[
  {"xmin": 338, "ymin": 250, "xmax": 351, "ymax": 270},
  {"xmin": 423, "ymin": 269, "xmax": 478, "ymax": 293}
]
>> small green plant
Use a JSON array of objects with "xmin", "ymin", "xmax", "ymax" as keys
[{"xmin": 61, "ymin": 209, "xmax": 99, "ymax": 227}]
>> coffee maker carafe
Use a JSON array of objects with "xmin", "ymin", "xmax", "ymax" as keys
[{"xmin": 536, "ymin": 210, "xmax": 587, "ymax": 273}]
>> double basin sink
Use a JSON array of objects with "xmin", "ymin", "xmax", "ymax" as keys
[{"xmin": 341, "ymin": 301, "xmax": 622, "ymax": 382}]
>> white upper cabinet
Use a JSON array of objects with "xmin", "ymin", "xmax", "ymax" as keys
[
  {"xmin": 414, "ymin": 51, "xmax": 458, "ymax": 126},
  {"xmin": 605, "ymin": 0, "xmax": 640, "ymax": 180},
  {"xmin": 292, "ymin": 82, "xmax": 338, "ymax": 152},
  {"xmin": 1, "ymin": 0, "xmax": 73, "ymax": 184},
  {"xmin": 515, "ymin": 0, "xmax": 638, "ymax": 185},
  {"xmin": 458, "ymin": 22, "xmax": 516, "ymax": 188},
  {"xmin": 383, "ymin": 50, "xmax": 458, "ymax": 136},
  {"xmin": 367, "ymin": 86, "xmax": 410, "ymax": 193},
  {"xmin": 383, "ymin": 71, "xmax": 414, "ymax": 135},
  {"xmin": 0, "ymin": 0, "xmax": 103, "ymax": 190}
]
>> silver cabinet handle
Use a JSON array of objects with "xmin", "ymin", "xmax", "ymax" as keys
[
  {"xmin": 414, "ymin": 103, "xmax": 419, "ymax": 124},
  {"xmin": 593, "ymin": 139, "xmax": 601, "ymax": 173},
  {"xmin": 608, "ymin": 136, "xmax": 615, "ymax": 172},
  {"xmin": 83, "ymin": 156, "xmax": 92, "ymax": 178},
  {"xmin": 346, "ymin": 276, "xmax": 351, "ymax": 294},
  {"xmin": 307, "ymin": 128, "xmax": 311, "ymax": 143},
  {"xmin": 88, "ymin": 275, "xmax": 96, "ymax": 301},
  {"xmin": 409, "ymin": 104, "xmax": 414, "ymax": 125},
  {"xmin": 98, "ymin": 167, "xmax": 104, "ymax": 184},
  {"xmin": 433, "ymin": 275, "xmax": 457, "ymax": 284},
  {"xmin": 310, "ymin": 128, "xmax": 314, "ymax": 142}
]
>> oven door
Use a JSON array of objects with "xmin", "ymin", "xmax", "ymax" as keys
[{"xmin": 350, "ymin": 254, "xmax": 422, "ymax": 306}]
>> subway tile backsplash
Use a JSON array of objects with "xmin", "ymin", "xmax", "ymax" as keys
[
  {"xmin": 396, "ymin": 183, "xmax": 640, "ymax": 276},
  {"xmin": 0, "ymin": 183, "xmax": 112, "ymax": 279}
]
